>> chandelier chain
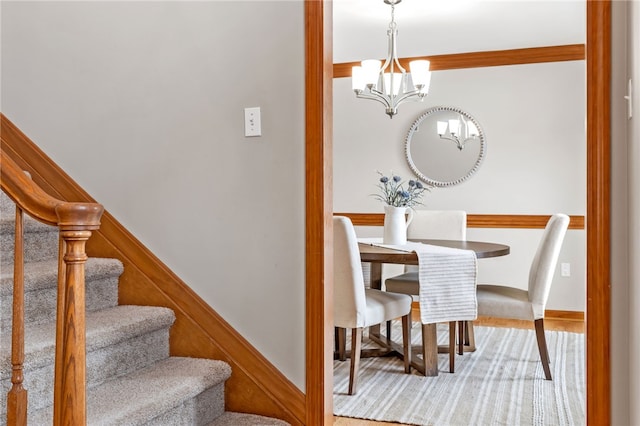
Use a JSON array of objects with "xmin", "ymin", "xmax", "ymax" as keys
[{"xmin": 389, "ymin": 2, "xmax": 396, "ymax": 30}]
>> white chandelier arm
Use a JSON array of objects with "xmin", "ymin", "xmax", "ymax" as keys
[
  {"xmin": 354, "ymin": 90, "xmax": 393, "ymax": 109},
  {"xmin": 439, "ymin": 135, "xmax": 478, "ymax": 151},
  {"xmin": 391, "ymin": 88, "xmax": 427, "ymax": 105}
]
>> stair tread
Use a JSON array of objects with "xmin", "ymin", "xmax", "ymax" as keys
[
  {"xmin": 0, "ymin": 257, "xmax": 124, "ymax": 295},
  {"xmin": 0, "ymin": 305, "xmax": 175, "ymax": 378},
  {"xmin": 29, "ymin": 356, "xmax": 232, "ymax": 425},
  {"xmin": 208, "ymin": 412, "xmax": 290, "ymax": 426}
]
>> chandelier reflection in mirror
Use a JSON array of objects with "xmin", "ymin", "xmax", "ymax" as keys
[
  {"xmin": 351, "ymin": 0, "xmax": 432, "ymax": 118},
  {"xmin": 437, "ymin": 117, "xmax": 480, "ymax": 151}
]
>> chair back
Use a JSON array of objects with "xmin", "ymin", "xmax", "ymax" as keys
[
  {"xmin": 407, "ymin": 209, "xmax": 467, "ymax": 241},
  {"xmin": 405, "ymin": 210, "xmax": 467, "ymax": 273},
  {"xmin": 333, "ymin": 216, "xmax": 367, "ymax": 328},
  {"xmin": 527, "ymin": 214, "xmax": 570, "ymax": 318}
]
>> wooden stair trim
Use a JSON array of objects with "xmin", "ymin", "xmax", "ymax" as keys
[
  {"xmin": 334, "ymin": 212, "xmax": 585, "ymax": 230},
  {"xmin": 333, "ymin": 44, "xmax": 586, "ymax": 78},
  {"xmin": 0, "ymin": 113, "xmax": 305, "ymax": 425}
]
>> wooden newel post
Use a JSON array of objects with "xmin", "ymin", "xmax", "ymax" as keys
[
  {"xmin": 52, "ymin": 203, "xmax": 103, "ymax": 426},
  {"xmin": 53, "ymin": 230, "xmax": 91, "ymax": 426}
]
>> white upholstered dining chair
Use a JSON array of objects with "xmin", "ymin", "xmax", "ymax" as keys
[
  {"xmin": 384, "ymin": 210, "xmax": 468, "ymax": 373},
  {"xmin": 333, "ymin": 216, "xmax": 413, "ymax": 395},
  {"xmin": 476, "ymin": 213, "xmax": 570, "ymax": 380}
]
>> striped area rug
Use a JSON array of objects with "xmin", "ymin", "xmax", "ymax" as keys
[{"xmin": 333, "ymin": 323, "xmax": 585, "ymax": 426}]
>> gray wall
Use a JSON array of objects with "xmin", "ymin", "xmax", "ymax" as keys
[
  {"xmin": 629, "ymin": 1, "xmax": 640, "ymax": 421},
  {"xmin": 333, "ymin": 59, "xmax": 586, "ymax": 312},
  {"xmin": 617, "ymin": 1, "xmax": 640, "ymax": 424},
  {"xmin": 611, "ymin": 2, "xmax": 630, "ymax": 424},
  {"xmin": 1, "ymin": 1, "xmax": 306, "ymax": 389}
]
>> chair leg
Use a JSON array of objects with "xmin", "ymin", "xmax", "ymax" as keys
[
  {"xmin": 534, "ymin": 319, "xmax": 552, "ymax": 380},
  {"xmin": 448, "ymin": 321, "xmax": 456, "ymax": 373},
  {"xmin": 348, "ymin": 328, "xmax": 363, "ymax": 395},
  {"xmin": 336, "ymin": 327, "xmax": 347, "ymax": 361},
  {"xmin": 401, "ymin": 314, "xmax": 412, "ymax": 374},
  {"xmin": 386, "ymin": 320, "xmax": 392, "ymax": 340},
  {"xmin": 457, "ymin": 321, "xmax": 464, "ymax": 355}
]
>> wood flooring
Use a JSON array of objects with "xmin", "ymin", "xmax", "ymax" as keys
[{"xmin": 333, "ymin": 314, "xmax": 584, "ymax": 425}]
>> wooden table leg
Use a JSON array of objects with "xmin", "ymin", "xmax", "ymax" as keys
[
  {"xmin": 336, "ymin": 327, "xmax": 346, "ymax": 361},
  {"xmin": 369, "ymin": 262, "xmax": 383, "ymax": 337},
  {"xmin": 422, "ymin": 323, "xmax": 439, "ymax": 376},
  {"xmin": 369, "ymin": 262, "xmax": 383, "ymax": 290},
  {"xmin": 464, "ymin": 321, "xmax": 476, "ymax": 351}
]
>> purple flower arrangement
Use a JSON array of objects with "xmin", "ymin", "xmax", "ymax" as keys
[{"xmin": 372, "ymin": 171, "xmax": 430, "ymax": 207}]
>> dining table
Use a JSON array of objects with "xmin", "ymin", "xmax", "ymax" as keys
[{"xmin": 358, "ymin": 238, "xmax": 510, "ymax": 376}]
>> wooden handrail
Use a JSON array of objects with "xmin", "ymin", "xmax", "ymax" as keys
[
  {"xmin": 1, "ymin": 150, "xmax": 103, "ymax": 229},
  {"xmin": 1, "ymin": 148, "xmax": 103, "ymax": 425}
]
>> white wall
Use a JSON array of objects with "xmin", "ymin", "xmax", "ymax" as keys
[
  {"xmin": 334, "ymin": 60, "xmax": 586, "ymax": 312},
  {"xmin": 1, "ymin": 1, "xmax": 306, "ymax": 389}
]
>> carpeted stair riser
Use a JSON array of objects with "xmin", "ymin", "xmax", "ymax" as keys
[
  {"xmin": 0, "ymin": 258, "xmax": 122, "ymax": 331},
  {"xmin": 141, "ymin": 382, "xmax": 226, "ymax": 426},
  {"xmin": 0, "ymin": 306, "xmax": 175, "ymax": 416},
  {"xmin": 0, "ymin": 220, "xmax": 60, "ymax": 266}
]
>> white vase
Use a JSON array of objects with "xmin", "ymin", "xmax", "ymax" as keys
[{"xmin": 383, "ymin": 206, "xmax": 414, "ymax": 245}]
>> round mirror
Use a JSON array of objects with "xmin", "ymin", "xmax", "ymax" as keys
[{"xmin": 405, "ymin": 106, "xmax": 486, "ymax": 187}]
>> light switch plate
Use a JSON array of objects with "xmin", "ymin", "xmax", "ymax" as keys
[{"xmin": 244, "ymin": 107, "xmax": 262, "ymax": 137}]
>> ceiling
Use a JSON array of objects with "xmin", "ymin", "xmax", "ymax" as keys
[{"xmin": 333, "ymin": 0, "xmax": 586, "ymax": 63}]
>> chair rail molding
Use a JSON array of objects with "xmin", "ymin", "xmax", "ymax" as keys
[{"xmin": 334, "ymin": 213, "xmax": 586, "ymax": 230}]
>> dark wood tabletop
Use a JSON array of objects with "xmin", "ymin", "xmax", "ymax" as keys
[
  {"xmin": 356, "ymin": 238, "xmax": 511, "ymax": 376},
  {"xmin": 358, "ymin": 239, "xmax": 510, "ymax": 265}
]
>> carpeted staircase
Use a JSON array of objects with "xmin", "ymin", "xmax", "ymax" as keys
[{"xmin": 0, "ymin": 192, "xmax": 288, "ymax": 425}]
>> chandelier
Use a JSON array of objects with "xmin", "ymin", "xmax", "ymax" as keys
[
  {"xmin": 437, "ymin": 117, "xmax": 480, "ymax": 151},
  {"xmin": 351, "ymin": 0, "xmax": 432, "ymax": 118}
]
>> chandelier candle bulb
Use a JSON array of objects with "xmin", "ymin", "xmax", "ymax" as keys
[
  {"xmin": 384, "ymin": 73, "xmax": 403, "ymax": 96},
  {"xmin": 352, "ymin": 66, "xmax": 365, "ymax": 91},
  {"xmin": 409, "ymin": 60, "xmax": 431, "ymax": 90},
  {"xmin": 362, "ymin": 60, "xmax": 382, "ymax": 87},
  {"xmin": 468, "ymin": 121, "xmax": 479, "ymax": 137},
  {"xmin": 448, "ymin": 119, "xmax": 460, "ymax": 136},
  {"xmin": 437, "ymin": 121, "xmax": 448, "ymax": 136}
]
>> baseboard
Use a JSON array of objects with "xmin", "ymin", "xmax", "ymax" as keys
[
  {"xmin": 411, "ymin": 301, "xmax": 584, "ymax": 324},
  {"xmin": 544, "ymin": 309, "xmax": 584, "ymax": 322}
]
